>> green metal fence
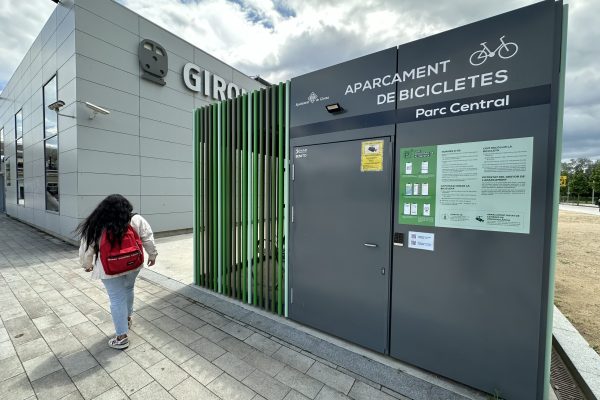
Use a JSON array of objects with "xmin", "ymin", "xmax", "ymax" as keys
[{"xmin": 193, "ymin": 82, "xmax": 290, "ymax": 316}]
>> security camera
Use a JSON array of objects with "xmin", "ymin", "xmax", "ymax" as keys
[
  {"xmin": 48, "ymin": 100, "xmax": 65, "ymax": 112},
  {"xmin": 85, "ymin": 102, "xmax": 110, "ymax": 115},
  {"xmin": 85, "ymin": 102, "xmax": 110, "ymax": 119}
]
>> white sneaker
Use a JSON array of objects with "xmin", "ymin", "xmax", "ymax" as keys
[{"xmin": 108, "ymin": 336, "xmax": 129, "ymax": 349}]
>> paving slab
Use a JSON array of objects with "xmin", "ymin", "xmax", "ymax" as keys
[
  {"xmin": 307, "ymin": 362, "xmax": 355, "ymax": 395},
  {"xmin": 245, "ymin": 332, "xmax": 282, "ymax": 356},
  {"xmin": 181, "ymin": 354, "xmax": 223, "ymax": 385},
  {"xmin": 72, "ymin": 365, "xmax": 118, "ymax": 400},
  {"xmin": 189, "ymin": 336, "xmax": 227, "ymax": 361},
  {"xmin": 214, "ymin": 351, "xmax": 256, "ymax": 380},
  {"xmin": 31, "ymin": 369, "xmax": 78, "ymax": 400},
  {"xmin": 0, "ymin": 339, "xmax": 17, "ymax": 360},
  {"xmin": 126, "ymin": 342, "xmax": 166, "ymax": 369},
  {"xmin": 60, "ymin": 349, "xmax": 100, "ymax": 377},
  {"xmin": 272, "ymin": 346, "xmax": 315, "ymax": 373},
  {"xmin": 110, "ymin": 361, "xmax": 155, "ymax": 396},
  {"xmin": 129, "ymin": 381, "xmax": 176, "ymax": 400},
  {"xmin": 22, "ymin": 351, "xmax": 63, "ymax": 382},
  {"xmin": 170, "ymin": 376, "xmax": 220, "ymax": 400},
  {"xmin": 0, "ymin": 373, "xmax": 35, "ymax": 400},
  {"xmin": 208, "ymin": 373, "xmax": 256, "ymax": 400},
  {"xmin": 276, "ymin": 366, "xmax": 324, "ymax": 399},
  {"xmin": 147, "ymin": 358, "xmax": 190, "ymax": 390},
  {"xmin": 243, "ymin": 369, "xmax": 292, "ymax": 400}
]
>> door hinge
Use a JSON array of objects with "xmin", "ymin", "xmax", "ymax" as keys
[
  {"xmin": 291, "ymin": 164, "xmax": 295, "ymax": 181},
  {"xmin": 291, "ymin": 206, "xmax": 294, "ymax": 223}
]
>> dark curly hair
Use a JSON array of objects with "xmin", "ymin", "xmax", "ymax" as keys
[{"xmin": 76, "ymin": 194, "xmax": 134, "ymax": 253}]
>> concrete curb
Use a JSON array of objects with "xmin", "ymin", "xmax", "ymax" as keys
[
  {"xmin": 139, "ymin": 268, "xmax": 486, "ymax": 400},
  {"xmin": 553, "ymin": 306, "xmax": 600, "ymax": 399}
]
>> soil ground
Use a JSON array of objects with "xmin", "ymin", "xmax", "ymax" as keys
[{"xmin": 555, "ymin": 210, "xmax": 600, "ymax": 353}]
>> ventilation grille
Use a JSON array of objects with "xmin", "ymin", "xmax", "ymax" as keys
[{"xmin": 551, "ymin": 347, "xmax": 588, "ymax": 400}]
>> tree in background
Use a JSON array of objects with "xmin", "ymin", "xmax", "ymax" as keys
[
  {"xmin": 570, "ymin": 169, "xmax": 589, "ymax": 205},
  {"xmin": 590, "ymin": 162, "xmax": 600, "ymax": 204},
  {"xmin": 560, "ymin": 158, "xmax": 597, "ymax": 204}
]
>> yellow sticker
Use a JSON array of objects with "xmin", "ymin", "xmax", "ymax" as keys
[
  {"xmin": 560, "ymin": 175, "xmax": 567, "ymax": 187},
  {"xmin": 361, "ymin": 140, "xmax": 384, "ymax": 172}
]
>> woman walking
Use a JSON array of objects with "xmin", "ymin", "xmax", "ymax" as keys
[{"xmin": 78, "ymin": 194, "xmax": 158, "ymax": 349}]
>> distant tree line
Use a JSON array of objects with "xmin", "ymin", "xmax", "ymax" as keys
[{"xmin": 561, "ymin": 158, "xmax": 600, "ymax": 204}]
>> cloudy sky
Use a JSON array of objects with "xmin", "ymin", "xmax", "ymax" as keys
[{"xmin": 0, "ymin": 0, "xmax": 597, "ymax": 160}]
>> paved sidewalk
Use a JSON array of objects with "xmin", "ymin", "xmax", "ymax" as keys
[{"xmin": 0, "ymin": 214, "xmax": 483, "ymax": 400}]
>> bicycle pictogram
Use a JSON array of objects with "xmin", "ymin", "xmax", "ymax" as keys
[{"xmin": 469, "ymin": 35, "xmax": 518, "ymax": 66}]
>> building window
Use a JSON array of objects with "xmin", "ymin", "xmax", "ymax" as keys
[
  {"xmin": 5, "ymin": 157, "xmax": 10, "ymax": 186},
  {"xmin": 43, "ymin": 75, "xmax": 59, "ymax": 212},
  {"xmin": 15, "ymin": 109, "xmax": 23, "ymax": 205},
  {"xmin": 1, "ymin": 126, "xmax": 4, "ymax": 164}
]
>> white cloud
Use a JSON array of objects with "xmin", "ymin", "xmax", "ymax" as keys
[
  {"xmin": 1, "ymin": 0, "xmax": 598, "ymax": 160},
  {"xmin": 0, "ymin": 0, "xmax": 55, "ymax": 92}
]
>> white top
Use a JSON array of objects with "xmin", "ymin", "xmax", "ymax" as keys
[{"xmin": 79, "ymin": 214, "xmax": 158, "ymax": 280}]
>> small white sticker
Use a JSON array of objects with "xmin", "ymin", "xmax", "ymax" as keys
[
  {"xmin": 408, "ymin": 231, "xmax": 435, "ymax": 251},
  {"xmin": 405, "ymin": 162, "xmax": 413, "ymax": 174},
  {"xmin": 413, "ymin": 183, "xmax": 419, "ymax": 196},
  {"xmin": 405, "ymin": 183, "xmax": 413, "ymax": 196},
  {"xmin": 403, "ymin": 203, "xmax": 411, "ymax": 215},
  {"xmin": 295, "ymin": 148, "xmax": 308, "ymax": 159},
  {"xmin": 422, "ymin": 183, "xmax": 429, "ymax": 196},
  {"xmin": 423, "ymin": 204, "xmax": 431, "ymax": 216},
  {"xmin": 421, "ymin": 161, "xmax": 429, "ymax": 174},
  {"xmin": 410, "ymin": 203, "xmax": 418, "ymax": 215}
]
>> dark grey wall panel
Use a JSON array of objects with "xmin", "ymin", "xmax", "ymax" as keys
[
  {"xmin": 390, "ymin": 105, "xmax": 551, "ymax": 399},
  {"xmin": 290, "ymin": 47, "xmax": 397, "ymax": 129},
  {"xmin": 395, "ymin": 2, "xmax": 556, "ymax": 109}
]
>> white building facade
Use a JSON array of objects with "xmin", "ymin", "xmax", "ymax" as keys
[{"xmin": 0, "ymin": 0, "xmax": 264, "ymax": 242}]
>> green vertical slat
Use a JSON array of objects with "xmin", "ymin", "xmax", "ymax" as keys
[
  {"xmin": 236, "ymin": 96, "xmax": 242, "ymax": 300},
  {"xmin": 247, "ymin": 94, "xmax": 253, "ymax": 304},
  {"xmin": 231, "ymin": 98, "xmax": 237, "ymax": 299},
  {"xmin": 231, "ymin": 97, "xmax": 236, "ymax": 298},
  {"xmin": 265, "ymin": 87, "xmax": 271, "ymax": 311},
  {"xmin": 213, "ymin": 104, "xmax": 218, "ymax": 292},
  {"xmin": 208, "ymin": 106, "xmax": 213, "ymax": 289},
  {"xmin": 205, "ymin": 107, "xmax": 210, "ymax": 288},
  {"xmin": 253, "ymin": 92, "xmax": 259, "ymax": 306},
  {"xmin": 277, "ymin": 83, "xmax": 284, "ymax": 315},
  {"xmin": 193, "ymin": 109, "xmax": 199, "ymax": 285},
  {"xmin": 198, "ymin": 108, "xmax": 204, "ymax": 286},
  {"xmin": 201, "ymin": 107, "xmax": 206, "ymax": 287},
  {"xmin": 284, "ymin": 81, "xmax": 290, "ymax": 317},
  {"xmin": 242, "ymin": 94, "xmax": 248, "ymax": 302},
  {"xmin": 271, "ymin": 86, "xmax": 277, "ymax": 313},
  {"xmin": 258, "ymin": 89, "xmax": 264, "ymax": 309},
  {"xmin": 223, "ymin": 100, "xmax": 227, "ymax": 296},
  {"xmin": 225, "ymin": 99, "xmax": 230, "ymax": 297}
]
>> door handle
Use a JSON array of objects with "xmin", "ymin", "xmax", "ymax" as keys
[{"xmin": 364, "ymin": 243, "xmax": 378, "ymax": 248}]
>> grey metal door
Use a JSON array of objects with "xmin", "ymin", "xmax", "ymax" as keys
[{"xmin": 290, "ymin": 137, "xmax": 393, "ymax": 353}]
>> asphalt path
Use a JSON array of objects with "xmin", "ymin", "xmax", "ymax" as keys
[{"xmin": 559, "ymin": 203, "xmax": 600, "ymax": 215}]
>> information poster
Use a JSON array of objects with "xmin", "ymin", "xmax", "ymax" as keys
[
  {"xmin": 398, "ymin": 145, "xmax": 437, "ymax": 226},
  {"xmin": 361, "ymin": 140, "xmax": 384, "ymax": 172},
  {"xmin": 399, "ymin": 137, "xmax": 533, "ymax": 234}
]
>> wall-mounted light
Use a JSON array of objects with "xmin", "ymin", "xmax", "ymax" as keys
[
  {"xmin": 325, "ymin": 103, "xmax": 343, "ymax": 113},
  {"xmin": 48, "ymin": 100, "xmax": 75, "ymax": 118}
]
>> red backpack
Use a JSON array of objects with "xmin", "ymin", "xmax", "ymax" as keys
[{"xmin": 99, "ymin": 225, "xmax": 144, "ymax": 275}]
